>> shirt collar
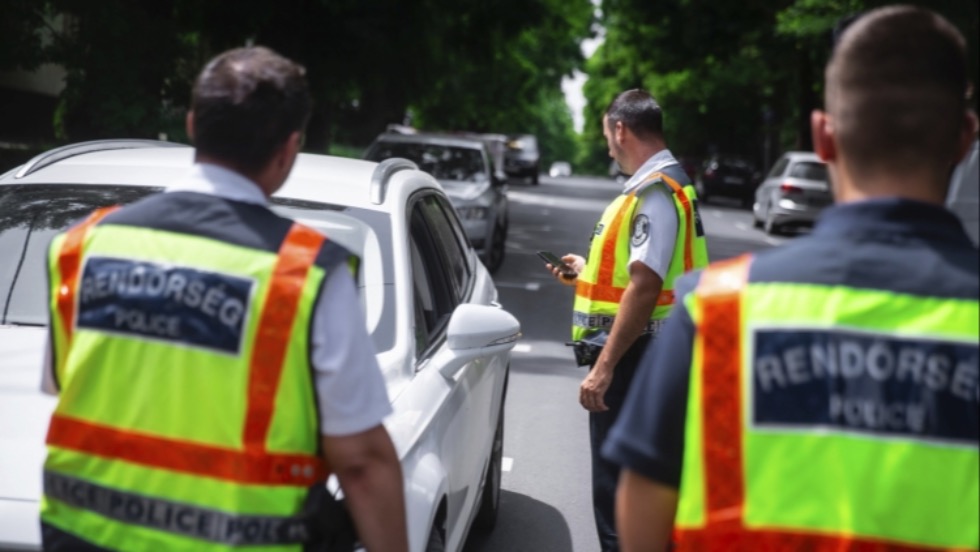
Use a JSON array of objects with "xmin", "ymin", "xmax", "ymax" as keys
[
  {"xmin": 813, "ymin": 197, "xmax": 971, "ymax": 243},
  {"xmin": 623, "ymin": 149, "xmax": 678, "ymax": 192},
  {"xmin": 166, "ymin": 163, "xmax": 268, "ymax": 206}
]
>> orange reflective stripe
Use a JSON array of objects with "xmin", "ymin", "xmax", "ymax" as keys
[
  {"xmin": 56, "ymin": 207, "xmax": 119, "ymax": 345},
  {"xmin": 654, "ymin": 172, "xmax": 695, "ymax": 272},
  {"xmin": 244, "ymin": 223, "xmax": 325, "ymax": 453},
  {"xmin": 677, "ymin": 526, "xmax": 962, "ymax": 551},
  {"xmin": 46, "ymin": 414, "xmax": 325, "ymax": 487},
  {"xmin": 695, "ymin": 255, "xmax": 751, "ymax": 533},
  {"xmin": 575, "ymin": 281, "xmax": 675, "ymax": 306},
  {"xmin": 596, "ymin": 193, "xmax": 636, "ymax": 287}
]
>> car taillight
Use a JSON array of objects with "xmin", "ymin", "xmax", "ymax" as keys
[{"xmin": 780, "ymin": 183, "xmax": 802, "ymax": 195}]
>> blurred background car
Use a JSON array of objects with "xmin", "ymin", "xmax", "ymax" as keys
[
  {"xmin": 365, "ymin": 132, "xmax": 510, "ymax": 273},
  {"xmin": 695, "ymin": 154, "xmax": 758, "ymax": 207},
  {"xmin": 947, "ymin": 138, "xmax": 979, "ymax": 246},
  {"xmin": 504, "ymin": 134, "xmax": 540, "ymax": 186},
  {"xmin": 0, "ymin": 140, "xmax": 519, "ymax": 552},
  {"xmin": 753, "ymin": 151, "xmax": 833, "ymax": 235},
  {"xmin": 548, "ymin": 161, "xmax": 572, "ymax": 178}
]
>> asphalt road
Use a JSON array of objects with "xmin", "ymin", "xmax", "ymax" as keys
[{"xmin": 463, "ymin": 173, "xmax": 792, "ymax": 551}]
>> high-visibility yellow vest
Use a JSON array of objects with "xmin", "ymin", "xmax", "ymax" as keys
[
  {"xmin": 42, "ymin": 207, "xmax": 355, "ymax": 551},
  {"xmin": 675, "ymin": 255, "xmax": 980, "ymax": 550},
  {"xmin": 572, "ymin": 169, "xmax": 708, "ymax": 342}
]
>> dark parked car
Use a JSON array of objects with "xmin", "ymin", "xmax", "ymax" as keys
[
  {"xmin": 504, "ymin": 134, "xmax": 540, "ymax": 185},
  {"xmin": 695, "ymin": 155, "xmax": 758, "ymax": 207}
]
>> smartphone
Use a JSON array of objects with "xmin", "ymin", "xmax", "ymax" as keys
[{"xmin": 537, "ymin": 250, "xmax": 577, "ymax": 277}]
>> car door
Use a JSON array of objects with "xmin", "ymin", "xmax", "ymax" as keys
[{"xmin": 408, "ymin": 192, "xmax": 499, "ymax": 546}]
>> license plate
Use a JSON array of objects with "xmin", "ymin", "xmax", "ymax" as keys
[{"xmin": 724, "ymin": 176, "xmax": 744, "ymax": 185}]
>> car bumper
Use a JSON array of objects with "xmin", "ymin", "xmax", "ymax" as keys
[
  {"xmin": 769, "ymin": 199, "xmax": 827, "ymax": 225},
  {"xmin": 461, "ymin": 218, "xmax": 491, "ymax": 254}
]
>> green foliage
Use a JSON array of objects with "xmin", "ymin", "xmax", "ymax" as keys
[
  {"xmin": 1, "ymin": 0, "xmax": 594, "ymax": 157},
  {"xmin": 579, "ymin": 0, "xmax": 978, "ymax": 176}
]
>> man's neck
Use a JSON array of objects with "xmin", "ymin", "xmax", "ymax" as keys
[
  {"xmin": 194, "ymin": 153, "xmax": 272, "ymax": 197},
  {"xmin": 626, "ymin": 143, "xmax": 666, "ymax": 175}
]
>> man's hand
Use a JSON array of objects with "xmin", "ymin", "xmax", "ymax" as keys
[
  {"xmin": 579, "ymin": 262, "xmax": 664, "ymax": 412},
  {"xmin": 323, "ymin": 425, "xmax": 408, "ymax": 552},
  {"xmin": 549, "ymin": 254, "xmax": 585, "ymax": 286},
  {"xmin": 580, "ymin": 362, "xmax": 614, "ymax": 412}
]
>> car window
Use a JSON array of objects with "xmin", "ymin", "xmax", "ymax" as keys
[
  {"xmin": 0, "ymin": 185, "xmax": 397, "ymax": 353},
  {"xmin": 366, "ymin": 141, "xmax": 488, "ymax": 183},
  {"xmin": 419, "ymin": 195, "xmax": 471, "ymax": 299},
  {"xmin": 0, "ymin": 184, "xmax": 158, "ymax": 326},
  {"xmin": 409, "ymin": 200, "xmax": 459, "ymax": 358},
  {"xmin": 271, "ymin": 198, "xmax": 395, "ymax": 353},
  {"xmin": 767, "ymin": 158, "xmax": 790, "ymax": 178},
  {"xmin": 788, "ymin": 161, "xmax": 828, "ymax": 182}
]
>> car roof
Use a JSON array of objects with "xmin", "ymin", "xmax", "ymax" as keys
[
  {"xmin": 780, "ymin": 151, "xmax": 823, "ymax": 163},
  {"xmin": 0, "ymin": 141, "xmax": 436, "ymax": 212},
  {"xmin": 372, "ymin": 132, "xmax": 487, "ymax": 150}
]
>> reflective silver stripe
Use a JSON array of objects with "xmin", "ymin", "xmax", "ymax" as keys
[
  {"xmin": 44, "ymin": 471, "xmax": 310, "ymax": 545},
  {"xmin": 572, "ymin": 311, "xmax": 666, "ymax": 335}
]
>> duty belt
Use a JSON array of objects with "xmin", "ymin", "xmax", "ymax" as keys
[{"xmin": 572, "ymin": 311, "xmax": 666, "ymax": 335}]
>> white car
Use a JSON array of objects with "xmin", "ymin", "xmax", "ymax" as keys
[
  {"xmin": 753, "ymin": 151, "xmax": 833, "ymax": 235},
  {"xmin": 0, "ymin": 140, "xmax": 520, "ymax": 552}
]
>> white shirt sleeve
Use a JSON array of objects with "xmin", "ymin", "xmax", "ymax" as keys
[
  {"xmin": 628, "ymin": 184, "xmax": 677, "ymax": 279},
  {"xmin": 311, "ymin": 267, "xmax": 393, "ymax": 437}
]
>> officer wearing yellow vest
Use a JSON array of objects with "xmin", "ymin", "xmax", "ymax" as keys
[
  {"xmin": 39, "ymin": 47, "xmax": 408, "ymax": 551},
  {"xmin": 547, "ymin": 90, "xmax": 708, "ymax": 551},
  {"xmin": 603, "ymin": 6, "xmax": 979, "ymax": 551}
]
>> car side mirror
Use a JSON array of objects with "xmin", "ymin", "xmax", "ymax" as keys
[{"xmin": 435, "ymin": 304, "xmax": 521, "ymax": 379}]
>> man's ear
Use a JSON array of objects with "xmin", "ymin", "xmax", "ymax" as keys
[
  {"xmin": 811, "ymin": 110, "xmax": 837, "ymax": 162},
  {"xmin": 615, "ymin": 120, "xmax": 627, "ymax": 145},
  {"xmin": 185, "ymin": 111, "xmax": 195, "ymax": 142}
]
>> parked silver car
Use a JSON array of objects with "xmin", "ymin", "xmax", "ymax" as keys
[
  {"xmin": 365, "ymin": 133, "xmax": 509, "ymax": 272},
  {"xmin": 753, "ymin": 151, "xmax": 833, "ymax": 235}
]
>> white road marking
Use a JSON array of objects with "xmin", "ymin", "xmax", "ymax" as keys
[
  {"xmin": 735, "ymin": 222, "xmax": 749, "ymax": 231},
  {"xmin": 495, "ymin": 281, "xmax": 541, "ymax": 291},
  {"xmin": 502, "ymin": 457, "xmax": 514, "ymax": 472},
  {"xmin": 513, "ymin": 343, "xmax": 532, "ymax": 353},
  {"xmin": 765, "ymin": 237, "xmax": 783, "ymax": 246}
]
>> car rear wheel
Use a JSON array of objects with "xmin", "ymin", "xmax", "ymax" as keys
[
  {"xmin": 473, "ymin": 405, "xmax": 504, "ymax": 532},
  {"xmin": 529, "ymin": 172, "xmax": 539, "ymax": 186},
  {"xmin": 764, "ymin": 212, "xmax": 782, "ymax": 235}
]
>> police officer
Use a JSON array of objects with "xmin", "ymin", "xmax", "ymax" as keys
[
  {"xmin": 40, "ymin": 47, "xmax": 408, "ymax": 551},
  {"xmin": 548, "ymin": 89, "xmax": 708, "ymax": 551},
  {"xmin": 602, "ymin": 6, "xmax": 979, "ymax": 550}
]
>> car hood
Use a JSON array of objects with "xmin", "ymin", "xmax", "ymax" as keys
[
  {"xmin": 0, "ymin": 327, "xmax": 55, "ymax": 502},
  {"xmin": 438, "ymin": 180, "xmax": 491, "ymax": 202}
]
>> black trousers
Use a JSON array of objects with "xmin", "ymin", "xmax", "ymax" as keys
[{"xmin": 588, "ymin": 335, "xmax": 651, "ymax": 552}]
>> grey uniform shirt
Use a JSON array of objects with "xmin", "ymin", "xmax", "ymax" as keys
[
  {"xmin": 42, "ymin": 163, "xmax": 392, "ymax": 437},
  {"xmin": 622, "ymin": 149, "xmax": 680, "ymax": 279}
]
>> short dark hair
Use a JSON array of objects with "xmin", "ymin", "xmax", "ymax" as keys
[
  {"xmin": 191, "ymin": 47, "xmax": 312, "ymax": 173},
  {"xmin": 605, "ymin": 89, "xmax": 664, "ymax": 140},
  {"xmin": 826, "ymin": 6, "xmax": 969, "ymax": 178}
]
